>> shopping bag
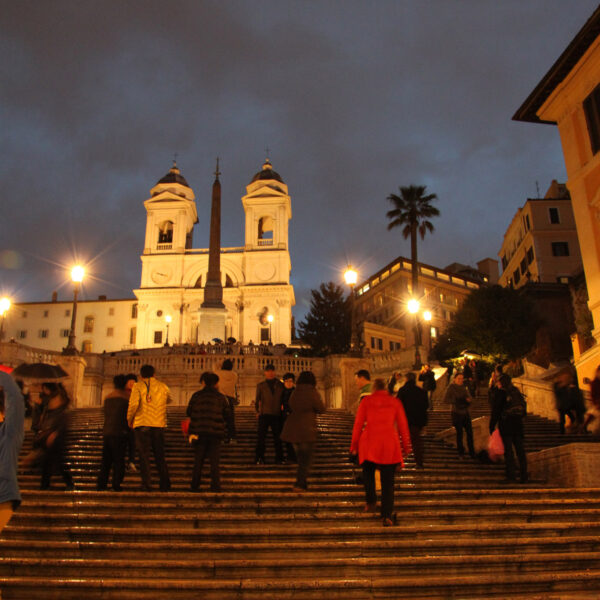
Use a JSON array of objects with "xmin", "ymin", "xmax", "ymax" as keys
[{"xmin": 487, "ymin": 429, "xmax": 504, "ymax": 463}]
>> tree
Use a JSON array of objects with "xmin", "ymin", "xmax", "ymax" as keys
[
  {"xmin": 386, "ymin": 185, "xmax": 440, "ymax": 296},
  {"xmin": 432, "ymin": 285, "xmax": 539, "ymax": 361},
  {"xmin": 297, "ymin": 282, "xmax": 351, "ymax": 356}
]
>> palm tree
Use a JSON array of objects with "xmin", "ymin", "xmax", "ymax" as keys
[
  {"xmin": 386, "ymin": 185, "xmax": 440, "ymax": 298},
  {"xmin": 386, "ymin": 185, "xmax": 439, "ymax": 368}
]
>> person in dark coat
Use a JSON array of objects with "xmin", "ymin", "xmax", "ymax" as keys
[
  {"xmin": 418, "ymin": 364, "xmax": 436, "ymax": 407},
  {"xmin": 489, "ymin": 373, "xmax": 528, "ymax": 483},
  {"xmin": 35, "ymin": 383, "xmax": 74, "ymax": 490},
  {"xmin": 280, "ymin": 373, "xmax": 297, "ymax": 463},
  {"xmin": 254, "ymin": 364, "xmax": 284, "ymax": 464},
  {"xmin": 397, "ymin": 372, "xmax": 429, "ymax": 468},
  {"xmin": 97, "ymin": 375, "xmax": 130, "ymax": 491},
  {"xmin": 281, "ymin": 371, "xmax": 325, "ymax": 491},
  {"xmin": 186, "ymin": 372, "xmax": 230, "ymax": 492},
  {"xmin": 443, "ymin": 373, "xmax": 475, "ymax": 458},
  {"xmin": 553, "ymin": 371, "xmax": 580, "ymax": 434}
]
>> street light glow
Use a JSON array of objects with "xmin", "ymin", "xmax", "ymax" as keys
[
  {"xmin": 344, "ymin": 266, "xmax": 358, "ymax": 286},
  {"xmin": 165, "ymin": 315, "xmax": 172, "ymax": 324},
  {"xmin": 0, "ymin": 297, "xmax": 10, "ymax": 316},
  {"xmin": 423, "ymin": 310, "xmax": 432, "ymax": 321},
  {"xmin": 267, "ymin": 314, "xmax": 274, "ymax": 323},
  {"xmin": 71, "ymin": 265, "xmax": 85, "ymax": 283},
  {"xmin": 407, "ymin": 298, "xmax": 420, "ymax": 314}
]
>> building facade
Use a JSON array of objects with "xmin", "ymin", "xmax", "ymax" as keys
[
  {"xmin": 4, "ymin": 159, "xmax": 295, "ymax": 353},
  {"xmin": 353, "ymin": 256, "xmax": 486, "ymax": 353},
  {"xmin": 498, "ymin": 180, "xmax": 583, "ymax": 289},
  {"xmin": 514, "ymin": 7, "xmax": 600, "ymax": 381}
]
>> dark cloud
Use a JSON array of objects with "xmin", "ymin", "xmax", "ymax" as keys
[{"xmin": 0, "ymin": 0, "xmax": 597, "ymax": 320}]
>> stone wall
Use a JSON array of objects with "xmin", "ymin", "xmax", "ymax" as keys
[
  {"xmin": 528, "ymin": 443, "xmax": 600, "ymax": 487},
  {"xmin": 0, "ymin": 341, "xmax": 419, "ymax": 411}
]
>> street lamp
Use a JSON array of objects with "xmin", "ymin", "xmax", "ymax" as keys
[
  {"xmin": 165, "ymin": 314, "xmax": 172, "ymax": 346},
  {"xmin": 267, "ymin": 313, "xmax": 274, "ymax": 343},
  {"xmin": 407, "ymin": 299, "xmax": 433, "ymax": 369},
  {"xmin": 0, "ymin": 297, "xmax": 11, "ymax": 342},
  {"xmin": 344, "ymin": 266, "xmax": 359, "ymax": 353},
  {"xmin": 63, "ymin": 265, "xmax": 85, "ymax": 355}
]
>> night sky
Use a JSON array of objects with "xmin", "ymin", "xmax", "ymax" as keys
[{"xmin": 1, "ymin": 1, "xmax": 598, "ymax": 322}]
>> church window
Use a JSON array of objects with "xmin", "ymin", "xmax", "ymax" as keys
[
  {"xmin": 154, "ymin": 331, "xmax": 163, "ymax": 344},
  {"xmin": 83, "ymin": 316, "xmax": 94, "ymax": 333},
  {"xmin": 158, "ymin": 221, "xmax": 174, "ymax": 245},
  {"xmin": 260, "ymin": 327, "xmax": 270, "ymax": 342},
  {"xmin": 131, "ymin": 304, "xmax": 138, "ymax": 319},
  {"xmin": 129, "ymin": 327, "xmax": 137, "ymax": 345},
  {"xmin": 106, "ymin": 327, "xmax": 114, "ymax": 337},
  {"xmin": 257, "ymin": 216, "xmax": 274, "ymax": 246}
]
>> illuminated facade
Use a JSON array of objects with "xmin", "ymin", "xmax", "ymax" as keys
[
  {"xmin": 514, "ymin": 6, "xmax": 600, "ymax": 380},
  {"xmin": 4, "ymin": 160, "xmax": 295, "ymax": 352},
  {"xmin": 498, "ymin": 180, "xmax": 583, "ymax": 289},
  {"xmin": 352, "ymin": 256, "xmax": 490, "ymax": 353}
]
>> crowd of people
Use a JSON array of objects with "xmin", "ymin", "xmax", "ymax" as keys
[{"xmin": 3, "ymin": 358, "xmax": 600, "ymax": 532}]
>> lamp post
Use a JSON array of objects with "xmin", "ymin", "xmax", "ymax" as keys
[
  {"xmin": 63, "ymin": 266, "xmax": 84, "ymax": 355},
  {"xmin": 0, "ymin": 297, "xmax": 11, "ymax": 342},
  {"xmin": 344, "ymin": 266, "xmax": 358, "ymax": 354},
  {"xmin": 267, "ymin": 314, "xmax": 274, "ymax": 344},
  {"xmin": 165, "ymin": 315, "xmax": 172, "ymax": 346},
  {"xmin": 407, "ymin": 298, "xmax": 426, "ymax": 369}
]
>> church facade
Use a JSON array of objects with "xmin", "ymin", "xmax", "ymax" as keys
[{"xmin": 5, "ymin": 160, "xmax": 295, "ymax": 353}]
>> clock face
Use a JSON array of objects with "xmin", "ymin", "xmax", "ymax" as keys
[{"xmin": 151, "ymin": 268, "xmax": 172, "ymax": 285}]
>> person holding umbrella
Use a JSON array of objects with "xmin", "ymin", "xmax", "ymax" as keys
[{"xmin": 0, "ymin": 370, "xmax": 25, "ymax": 531}]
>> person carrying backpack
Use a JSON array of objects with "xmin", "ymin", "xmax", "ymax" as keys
[{"xmin": 489, "ymin": 373, "xmax": 528, "ymax": 483}]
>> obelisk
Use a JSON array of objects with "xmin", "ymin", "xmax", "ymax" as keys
[{"xmin": 198, "ymin": 159, "xmax": 227, "ymax": 342}]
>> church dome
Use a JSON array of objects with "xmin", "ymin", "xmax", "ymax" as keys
[
  {"xmin": 156, "ymin": 162, "xmax": 190, "ymax": 188},
  {"xmin": 251, "ymin": 158, "xmax": 284, "ymax": 184}
]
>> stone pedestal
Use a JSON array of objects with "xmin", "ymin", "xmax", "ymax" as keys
[
  {"xmin": 528, "ymin": 443, "xmax": 600, "ymax": 487},
  {"xmin": 434, "ymin": 416, "xmax": 490, "ymax": 454},
  {"xmin": 197, "ymin": 308, "xmax": 226, "ymax": 343}
]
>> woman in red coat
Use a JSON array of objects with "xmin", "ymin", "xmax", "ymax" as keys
[{"xmin": 350, "ymin": 378, "xmax": 411, "ymax": 526}]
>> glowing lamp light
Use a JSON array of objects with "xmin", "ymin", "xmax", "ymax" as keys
[
  {"xmin": 0, "ymin": 297, "xmax": 10, "ymax": 316},
  {"xmin": 423, "ymin": 310, "xmax": 432, "ymax": 322},
  {"xmin": 407, "ymin": 299, "xmax": 420, "ymax": 314},
  {"xmin": 267, "ymin": 314, "xmax": 274, "ymax": 323},
  {"xmin": 71, "ymin": 265, "xmax": 85, "ymax": 283},
  {"xmin": 344, "ymin": 266, "xmax": 358, "ymax": 286},
  {"xmin": 165, "ymin": 315, "xmax": 172, "ymax": 324}
]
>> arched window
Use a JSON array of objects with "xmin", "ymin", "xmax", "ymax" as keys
[
  {"xmin": 158, "ymin": 221, "xmax": 174, "ymax": 244},
  {"xmin": 258, "ymin": 216, "xmax": 273, "ymax": 245}
]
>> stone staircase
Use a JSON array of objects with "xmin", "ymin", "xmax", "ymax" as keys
[{"xmin": 2, "ymin": 395, "xmax": 600, "ymax": 598}]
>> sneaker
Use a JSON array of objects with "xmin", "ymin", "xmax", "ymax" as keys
[
  {"xmin": 254, "ymin": 458, "xmax": 265, "ymax": 465},
  {"xmin": 127, "ymin": 462, "xmax": 137, "ymax": 473}
]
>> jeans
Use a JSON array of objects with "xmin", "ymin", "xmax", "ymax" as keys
[
  {"xmin": 293, "ymin": 442, "xmax": 315, "ymax": 489},
  {"xmin": 362, "ymin": 461, "xmax": 397, "ymax": 519},
  {"xmin": 191, "ymin": 436, "xmax": 222, "ymax": 491},
  {"xmin": 452, "ymin": 413, "xmax": 475, "ymax": 456},
  {"xmin": 255, "ymin": 414, "xmax": 283, "ymax": 462},
  {"xmin": 97, "ymin": 434, "xmax": 127, "ymax": 490},
  {"xmin": 135, "ymin": 427, "xmax": 171, "ymax": 491},
  {"xmin": 408, "ymin": 425, "xmax": 424, "ymax": 467},
  {"xmin": 501, "ymin": 430, "xmax": 528, "ymax": 482},
  {"xmin": 40, "ymin": 438, "xmax": 73, "ymax": 489},
  {"xmin": 225, "ymin": 397, "xmax": 237, "ymax": 440}
]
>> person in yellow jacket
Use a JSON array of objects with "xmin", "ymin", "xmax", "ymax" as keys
[{"xmin": 127, "ymin": 364, "xmax": 171, "ymax": 491}]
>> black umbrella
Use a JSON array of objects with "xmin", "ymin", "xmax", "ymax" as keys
[{"xmin": 12, "ymin": 362, "xmax": 68, "ymax": 380}]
